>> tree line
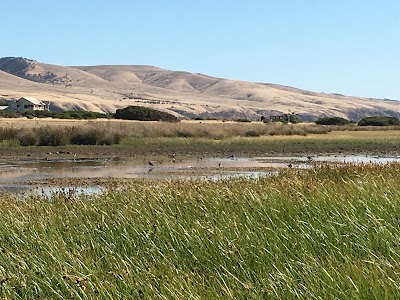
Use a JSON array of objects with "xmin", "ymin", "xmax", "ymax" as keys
[
  {"xmin": 0, "ymin": 104, "xmax": 399, "ymax": 126},
  {"xmin": 315, "ymin": 116, "xmax": 400, "ymax": 126}
]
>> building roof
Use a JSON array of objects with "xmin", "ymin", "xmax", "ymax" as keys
[{"xmin": 19, "ymin": 97, "xmax": 44, "ymax": 105}]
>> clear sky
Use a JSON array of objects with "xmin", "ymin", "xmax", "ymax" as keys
[{"xmin": 1, "ymin": 0, "xmax": 399, "ymax": 100}]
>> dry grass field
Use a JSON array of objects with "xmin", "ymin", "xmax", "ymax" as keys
[{"xmin": 0, "ymin": 118, "xmax": 400, "ymax": 161}]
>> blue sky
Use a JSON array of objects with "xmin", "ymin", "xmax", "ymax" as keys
[{"xmin": 1, "ymin": 0, "xmax": 399, "ymax": 99}]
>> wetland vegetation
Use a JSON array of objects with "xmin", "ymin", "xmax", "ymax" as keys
[
  {"xmin": 0, "ymin": 119, "xmax": 400, "ymax": 157},
  {"xmin": 1, "ymin": 164, "xmax": 400, "ymax": 298},
  {"xmin": 1, "ymin": 119, "xmax": 400, "ymax": 298},
  {"xmin": 0, "ymin": 120, "xmax": 331, "ymax": 147}
]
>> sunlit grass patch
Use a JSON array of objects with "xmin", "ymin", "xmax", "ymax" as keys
[{"xmin": 1, "ymin": 164, "xmax": 400, "ymax": 298}]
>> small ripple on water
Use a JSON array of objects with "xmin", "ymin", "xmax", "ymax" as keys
[{"xmin": 1, "ymin": 154, "xmax": 400, "ymax": 196}]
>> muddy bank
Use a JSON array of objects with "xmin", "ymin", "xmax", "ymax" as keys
[{"xmin": 1, "ymin": 138, "xmax": 398, "ymax": 162}]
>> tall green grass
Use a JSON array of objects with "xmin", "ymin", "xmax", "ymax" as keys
[{"xmin": 1, "ymin": 164, "xmax": 400, "ymax": 298}]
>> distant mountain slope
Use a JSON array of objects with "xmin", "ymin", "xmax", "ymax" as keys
[{"xmin": 0, "ymin": 57, "xmax": 399, "ymax": 121}]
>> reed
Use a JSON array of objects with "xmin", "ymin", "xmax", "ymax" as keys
[
  {"xmin": 0, "ymin": 121, "xmax": 331, "ymax": 147},
  {"xmin": 1, "ymin": 164, "xmax": 400, "ymax": 298}
]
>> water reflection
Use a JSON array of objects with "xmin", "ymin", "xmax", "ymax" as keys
[
  {"xmin": 0, "ymin": 184, "xmax": 105, "ymax": 198},
  {"xmin": 31, "ymin": 186, "xmax": 105, "ymax": 198},
  {"xmin": 0, "ymin": 156, "xmax": 287, "ymax": 184},
  {"xmin": 313, "ymin": 155, "xmax": 400, "ymax": 164},
  {"xmin": 1, "ymin": 154, "xmax": 399, "ymax": 195}
]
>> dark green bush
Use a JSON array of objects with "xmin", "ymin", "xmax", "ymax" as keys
[
  {"xmin": 28, "ymin": 110, "xmax": 53, "ymax": 118},
  {"xmin": 289, "ymin": 114, "xmax": 302, "ymax": 124},
  {"xmin": 114, "ymin": 106, "xmax": 178, "ymax": 122},
  {"xmin": 52, "ymin": 114, "xmax": 73, "ymax": 119},
  {"xmin": 80, "ymin": 111, "xmax": 103, "ymax": 119},
  {"xmin": 358, "ymin": 116, "xmax": 400, "ymax": 126},
  {"xmin": 27, "ymin": 110, "xmax": 107, "ymax": 120},
  {"xmin": 0, "ymin": 109, "xmax": 108, "ymax": 119},
  {"xmin": 235, "ymin": 119, "xmax": 251, "ymax": 123},
  {"xmin": 69, "ymin": 112, "xmax": 83, "ymax": 119},
  {"xmin": 0, "ymin": 110, "xmax": 21, "ymax": 118},
  {"xmin": 270, "ymin": 114, "xmax": 302, "ymax": 124},
  {"xmin": 315, "ymin": 117, "xmax": 350, "ymax": 125}
]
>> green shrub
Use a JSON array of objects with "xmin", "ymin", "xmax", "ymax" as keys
[
  {"xmin": 358, "ymin": 116, "xmax": 400, "ymax": 126},
  {"xmin": 315, "ymin": 116, "xmax": 350, "ymax": 125},
  {"xmin": 289, "ymin": 114, "xmax": 302, "ymax": 124},
  {"xmin": 52, "ymin": 114, "xmax": 73, "ymax": 119},
  {"xmin": 26, "ymin": 110, "xmax": 53, "ymax": 118},
  {"xmin": 28, "ymin": 110, "xmax": 107, "ymax": 120},
  {"xmin": 0, "ymin": 110, "xmax": 22, "ymax": 118},
  {"xmin": 270, "ymin": 114, "xmax": 302, "ymax": 124},
  {"xmin": 69, "ymin": 112, "xmax": 83, "ymax": 119},
  {"xmin": 114, "ymin": 106, "xmax": 179, "ymax": 122},
  {"xmin": 80, "ymin": 111, "xmax": 105, "ymax": 119},
  {"xmin": 235, "ymin": 119, "xmax": 251, "ymax": 123}
]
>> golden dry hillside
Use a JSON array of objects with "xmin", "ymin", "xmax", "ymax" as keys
[{"xmin": 1, "ymin": 57, "xmax": 399, "ymax": 121}]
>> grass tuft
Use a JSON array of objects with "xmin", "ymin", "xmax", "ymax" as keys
[{"xmin": 1, "ymin": 164, "xmax": 400, "ymax": 298}]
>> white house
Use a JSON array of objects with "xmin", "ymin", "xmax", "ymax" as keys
[{"xmin": 6, "ymin": 97, "xmax": 50, "ymax": 113}]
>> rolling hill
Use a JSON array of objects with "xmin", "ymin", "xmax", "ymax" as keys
[{"xmin": 0, "ymin": 57, "xmax": 399, "ymax": 121}]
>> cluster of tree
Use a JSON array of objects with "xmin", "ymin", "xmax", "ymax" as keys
[
  {"xmin": 235, "ymin": 119, "xmax": 252, "ymax": 123},
  {"xmin": 3, "ymin": 103, "xmax": 399, "ymax": 126},
  {"xmin": 357, "ymin": 116, "xmax": 400, "ymax": 126},
  {"xmin": 0, "ymin": 110, "xmax": 108, "ymax": 119},
  {"xmin": 31, "ymin": 110, "xmax": 108, "ymax": 119},
  {"xmin": 315, "ymin": 116, "xmax": 400, "ymax": 126},
  {"xmin": 114, "ymin": 106, "xmax": 178, "ymax": 122},
  {"xmin": 286, "ymin": 114, "xmax": 302, "ymax": 124},
  {"xmin": 0, "ymin": 110, "xmax": 21, "ymax": 118},
  {"xmin": 315, "ymin": 117, "xmax": 351, "ymax": 125},
  {"xmin": 0, "ymin": 105, "xmax": 179, "ymax": 121},
  {"xmin": 261, "ymin": 113, "xmax": 302, "ymax": 124}
]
